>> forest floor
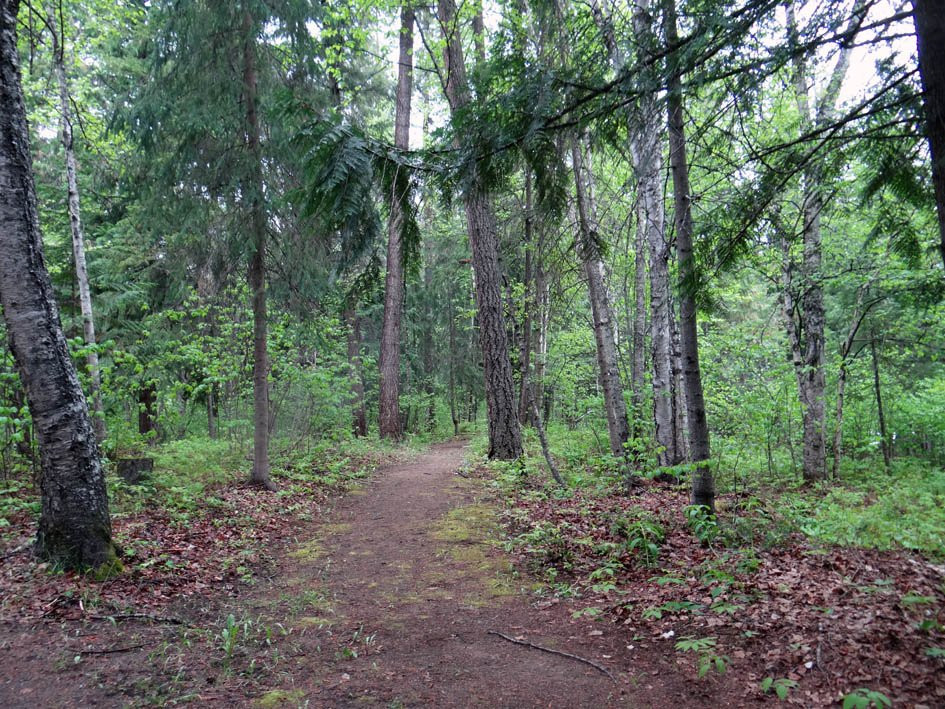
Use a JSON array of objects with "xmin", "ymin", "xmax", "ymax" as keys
[{"xmin": 1, "ymin": 439, "xmax": 943, "ymax": 707}]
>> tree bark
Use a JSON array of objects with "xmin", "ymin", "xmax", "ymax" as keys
[
  {"xmin": 605, "ymin": 0, "xmax": 680, "ymax": 465},
  {"xmin": 379, "ymin": 5, "xmax": 414, "ymax": 440},
  {"xmin": 138, "ymin": 383, "xmax": 157, "ymax": 439},
  {"xmin": 437, "ymin": 0, "xmax": 522, "ymax": 459},
  {"xmin": 241, "ymin": 10, "xmax": 274, "ymax": 490},
  {"xmin": 527, "ymin": 383, "xmax": 564, "ymax": 487},
  {"xmin": 571, "ymin": 137, "xmax": 632, "ymax": 460},
  {"xmin": 47, "ymin": 7, "xmax": 106, "ymax": 443},
  {"xmin": 422, "ymin": 244, "xmax": 436, "ymax": 431},
  {"xmin": 447, "ymin": 283, "xmax": 460, "ymax": 436},
  {"xmin": 630, "ymin": 198, "xmax": 647, "ymax": 439},
  {"xmin": 0, "ymin": 0, "xmax": 117, "ymax": 570},
  {"xmin": 665, "ymin": 0, "xmax": 713, "ymax": 509},
  {"xmin": 207, "ymin": 384, "xmax": 218, "ymax": 440},
  {"xmin": 535, "ymin": 229, "xmax": 550, "ymax": 419},
  {"xmin": 912, "ymin": 0, "xmax": 945, "ymax": 272},
  {"xmin": 627, "ymin": 0, "xmax": 652, "ymax": 442}
]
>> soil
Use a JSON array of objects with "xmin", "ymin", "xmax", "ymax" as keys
[{"xmin": 0, "ymin": 441, "xmax": 753, "ymax": 707}]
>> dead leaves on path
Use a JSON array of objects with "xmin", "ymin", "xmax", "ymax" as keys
[
  {"xmin": 505, "ymin": 483, "xmax": 945, "ymax": 706},
  {"xmin": 0, "ymin": 477, "xmax": 337, "ymax": 623}
]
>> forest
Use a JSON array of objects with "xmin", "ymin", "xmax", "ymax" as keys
[{"xmin": 0, "ymin": 0, "xmax": 944, "ymax": 705}]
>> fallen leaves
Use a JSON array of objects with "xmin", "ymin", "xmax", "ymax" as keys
[
  {"xmin": 0, "ymin": 471, "xmax": 350, "ymax": 623},
  {"xmin": 503, "ymin": 482, "xmax": 945, "ymax": 706}
]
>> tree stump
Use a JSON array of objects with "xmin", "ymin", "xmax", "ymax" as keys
[{"xmin": 116, "ymin": 458, "xmax": 153, "ymax": 485}]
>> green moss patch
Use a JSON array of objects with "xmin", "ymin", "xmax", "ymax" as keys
[
  {"xmin": 256, "ymin": 689, "xmax": 306, "ymax": 708},
  {"xmin": 431, "ymin": 503, "xmax": 498, "ymax": 543}
]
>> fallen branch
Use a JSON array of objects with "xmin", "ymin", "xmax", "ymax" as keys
[
  {"xmin": 87, "ymin": 612, "xmax": 191, "ymax": 627},
  {"xmin": 487, "ymin": 630, "xmax": 615, "ymax": 682},
  {"xmin": 1, "ymin": 542, "xmax": 32, "ymax": 560},
  {"xmin": 79, "ymin": 643, "xmax": 148, "ymax": 656}
]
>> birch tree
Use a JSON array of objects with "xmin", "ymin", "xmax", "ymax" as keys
[
  {"xmin": 0, "ymin": 0, "xmax": 117, "ymax": 570},
  {"xmin": 45, "ymin": 2, "xmax": 106, "ymax": 442}
]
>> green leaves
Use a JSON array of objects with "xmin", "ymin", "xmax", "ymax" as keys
[
  {"xmin": 674, "ymin": 636, "xmax": 729, "ymax": 678},
  {"xmin": 841, "ymin": 688, "xmax": 892, "ymax": 709},
  {"xmin": 760, "ymin": 676, "xmax": 798, "ymax": 700}
]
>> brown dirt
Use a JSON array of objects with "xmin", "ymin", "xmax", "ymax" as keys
[
  {"xmin": 0, "ymin": 441, "xmax": 753, "ymax": 707},
  {"xmin": 236, "ymin": 440, "xmax": 749, "ymax": 707}
]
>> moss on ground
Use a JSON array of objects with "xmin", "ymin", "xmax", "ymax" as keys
[
  {"xmin": 431, "ymin": 503, "xmax": 498, "ymax": 543},
  {"xmin": 256, "ymin": 688, "xmax": 305, "ymax": 708}
]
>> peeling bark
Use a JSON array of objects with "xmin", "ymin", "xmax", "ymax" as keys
[
  {"xmin": 345, "ymin": 303, "xmax": 368, "ymax": 438},
  {"xmin": 595, "ymin": 0, "xmax": 680, "ymax": 465},
  {"xmin": 783, "ymin": 1, "xmax": 861, "ymax": 483}
]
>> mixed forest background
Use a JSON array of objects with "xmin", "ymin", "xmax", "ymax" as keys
[
  {"xmin": 2, "ymin": 0, "xmax": 945, "ymax": 703},
  {"xmin": 1, "ymin": 0, "xmax": 944, "ymax": 563}
]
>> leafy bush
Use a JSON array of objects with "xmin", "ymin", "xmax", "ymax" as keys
[
  {"xmin": 780, "ymin": 462, "xmax": 945, "ymax": 556},
  {"xmin": 609, "ymin": 509, "xmax": 665, "ymax": 567},
  {"xmin": 516, "ymin": 522, "xmax": 575, "ymax": 574}
]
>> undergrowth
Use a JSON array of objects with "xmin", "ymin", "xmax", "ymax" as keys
[{"xmin": 476, "ymin": 423, "xmax": 945, "ymax": 559}]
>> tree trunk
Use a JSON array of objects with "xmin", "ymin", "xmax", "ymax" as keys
[
  {"xmin": 831, "ymin": 279, "xmax": 874, "ymax": 477},
  {"xmin": 571, "ymin": 137, "xmax": 631, "ymax": 461},
  {"xmin": 138, "ymin": 383, "xmax": 157, "ymax": 439},
  {"xmin": 207, "ymin": 384, "xmax": 217, "ymax": 440},
  {"xmin": 518, "ymin": 171, "xmax": 534, "ymax": 424},
  {"xmin": 379, "ymin": 5, "xmax": 414, "ymax": 440},
  {"xmin": 618, "ymin": 0, "xmax": 680, "ymax": 466},
  {"xmin": 448, "ymin": 285, "xmax": 460, "ymax": 436},
  {"xmin": 535, "ymin": 237, "xmax": 550, "ymax": 418},
  {"xmin": 913, "ymin": 0, "xmax": 945, "ymax": 272},
  {"xmin": 626, "ymin": 0, "xmax": 652, "ymax": 444},
  {"xmin": 870, "ymin": 332, "xmax": 892, "ymax": 473},
  {"xmin": 242, "ymin": 10, "xmax": 273, "ymax": 490},
  {"xmin": 783, "ymin": 1, "xmax": 860, "ymax": 483},
  {"xmin": 671, "ymin": 311, "xmax": 689, "ymax": 460},
  {"xmin": 422, "ymin": 247, "xmax": 436, "ymax": 431},
  {"xmin": 437, "ymin": 0, "xmax": 522, "ymax": 459},
  {"xmin": 345, "ymin": 303, "xmax": 368, "ymax": 438},
  {"xmin": 527, "ymin": 383, "xmax": 565, "ymax": 487},
  {"xmin": 0, "ymin": 0, "xmax": 117, "ymax": 570},
  {"xmin": 630, "ymin": 201, "xmax": 647, "ymax": 439},
  {"xmin": 47, "ymin": 7, "xmax": 105, "ymax": 443},
  {"xmin": 665, "ymin": 0, "xmax": 713, "ymax": 509}
]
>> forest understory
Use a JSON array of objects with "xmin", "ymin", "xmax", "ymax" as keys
[
  {"xmin": 1, "ymin": 437, "xmax": 943, "ymax": 707},
  {"xmin": 2, "ymin": 0, "xmax": 945, "ymax": 706}
]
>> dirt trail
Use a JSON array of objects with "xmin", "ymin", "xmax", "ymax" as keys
[
  {"xmin": 251, "ymin": 440, "xmax": 734, "ymax": 707},
  {"xmin": 0, "ymin": 441, "xmax": 749, "ymax": 708}
]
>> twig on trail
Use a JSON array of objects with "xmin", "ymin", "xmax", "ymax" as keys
[
  {"xmin": 87, "ymin": 612, "xmax": 192, "ymax": 627},
  {"xmin": 79, "ymin": 643, "xmax": 148, "ymax": 656},
  {"xmin": 487, "ymin": 630, "xmax": 616, "ymax": 682},
  {"xmin": 1, "ymin": 542, "xmax": 32, "ymax": 560},
  {"xmin": 455, "ymin": 470, "xmax": 470, "ymax": 478}
]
